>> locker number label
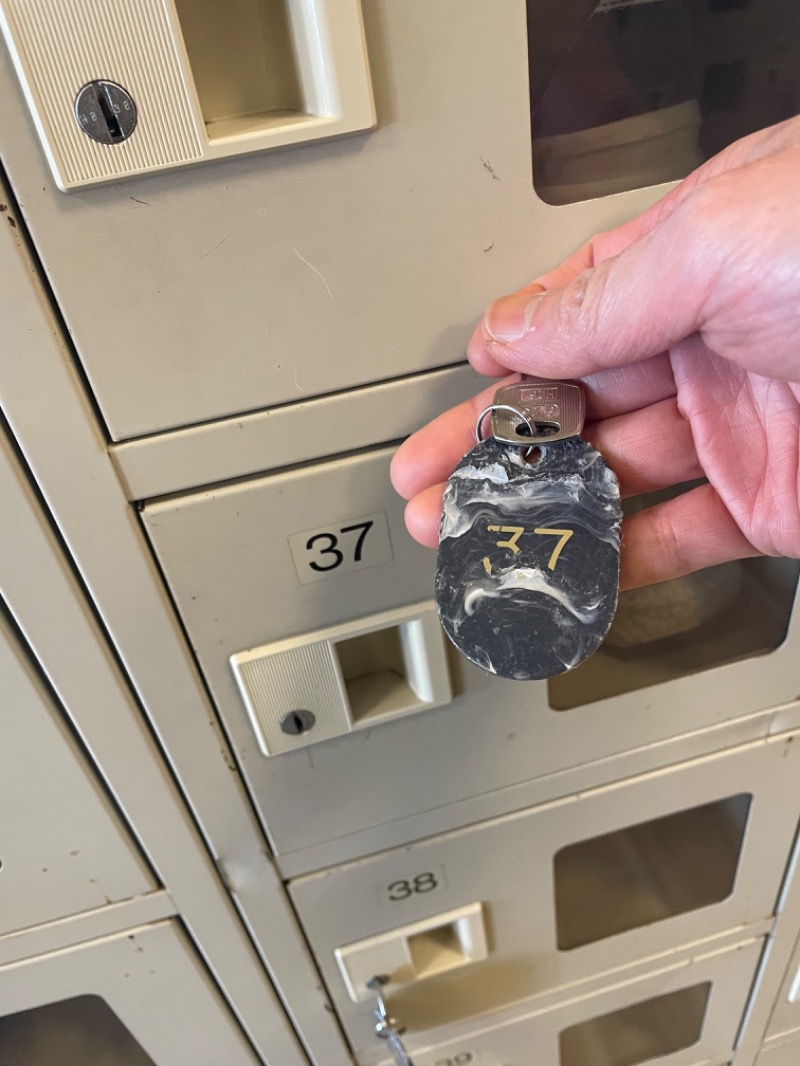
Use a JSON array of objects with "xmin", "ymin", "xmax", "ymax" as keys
[
  {"xmin": 382, "ymin": 866, "xmax": 447, "ymax": 906},
  {"xmin": 289, "ymin": 511, "xmax": 393, "ymax": 585},
  {"xmin": 386, "ymin": 871, "xmax": 439, "ymax": 901}
]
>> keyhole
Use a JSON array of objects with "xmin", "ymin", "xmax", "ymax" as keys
[
  {"xmin": 97, "ymin": 85, "xmax": 124, "ymax": 142},
  {"xmin": 74, "ymin": 80, "xmax": 137, "ymax": 145},
  {"xmin": 280, "ymin": 709, "xmax": 317, "ymax": 736},
  {"xmin": 515, "ymin": 419, "xmax": 560, "ymax": 439}
]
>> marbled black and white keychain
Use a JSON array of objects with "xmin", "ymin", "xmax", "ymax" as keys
[{"xmin": 435, "ymin": 382, "xmax": 621, "ymax": 680}]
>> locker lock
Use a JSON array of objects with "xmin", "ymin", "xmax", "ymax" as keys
[
  {"xmin": 74, "ymin": 80, "xmax": 137, "ymax": 144},
  {"xmin": 279, "ymin": 709, "xmax": 317, "ymax": 736}
]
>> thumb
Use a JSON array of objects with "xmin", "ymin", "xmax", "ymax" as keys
[{"xmin": 474, "ymin": 207, "xmax": 710, "ymax": 379}]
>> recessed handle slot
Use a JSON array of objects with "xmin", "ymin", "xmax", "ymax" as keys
[
  {"xmin": 334, "ymin": 617, "xmax": 441, "ymax": 726},
  {"xmin": 335, "ymin": 904, "xmax": 489, "ymax": 1003},
  {"xmin": 174, "ymin": 0, "xmax": 307, "ymax": 142}
]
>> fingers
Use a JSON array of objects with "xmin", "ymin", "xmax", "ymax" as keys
[
  {"xmin": 620, "ymin": 483, "xmax": 759, "ymax": 589},
  {"xmin": 466, "ymin": 226, "xmax": 697, "ymax": 379},
  {"xmin": 468, "ymin": 205, "xmax": 711, "ymax": 381},
  {"xmin": 392, "ymin": 367, "xmax": 685, "ymax": 505},
  {"xmin": 396, "ymin": 397, "xmax": 704, "ymax": 556},
  {"xmin": 466, "ymin": 222, "xmax": 655, "ymax": 376},
  {"xmin": 390, "ymin": 376, "xmax": 519, "ymax": 501},
  {"xmin": 392, "ymin": 355, "xmax": 677, "ymax": 503},
  {"xmin": 466, "ymin": 192, "xmax": 699, "ymax": 378},
  {"xmin": 404, "ymin": 482, "xmax": 446, "ymax": 549},
  {"xmin": 468, "ymin": 286, "xmax": 545, "ymax": 377},
  {"xmin": 580, "ymin": 354, "xmax": 675, "ymax": 421},
  {"xmin": 466, "ymin": 118, "xmax": 800, "ymax": 382},
  {"xmin": 403, "ymin": 464, "xmax": 759, "ymax": 591},
  {"xmin": 585, "ymin": 398, "xmax": 702, "ymax": 499}
]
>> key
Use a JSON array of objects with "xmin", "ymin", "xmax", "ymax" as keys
[
  {"xmin": 367, "ymin": 975, "xmax": 416, "ymax": 1066},
  {"xmin": 481, "ymin": 380, "xmax": 585, "ymax": 446}
]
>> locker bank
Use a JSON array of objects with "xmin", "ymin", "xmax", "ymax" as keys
[{"xmin": 2, "ymin": 2, "xmax": 800, "ymax": 1065}]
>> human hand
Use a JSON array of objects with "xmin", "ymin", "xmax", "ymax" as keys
[{"xmin": 391, "ymin": 118, "xmax": 800, "ymax": 589}]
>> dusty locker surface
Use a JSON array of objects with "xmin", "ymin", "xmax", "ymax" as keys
[
  {"xmin": 287, "ymin": 733, "xmax": 800, "ymax": 1062},
  {"xmin": 3, "ymin": 2, "xmax": 800, "ymax": 1066},
  {"xmin": 0, "ymin": 354, "xmax": 310, "ymax": 1063},
  {"xmin": 757, "ymin": 1043, "xmax": 800, "ymax": 1066},
  {"xmin": 0, "ymin": 924, "xmax": 263, "ymax": 1066},
  {"xmin": 0, "ymin": 609, "xmax": 155, "ymax": 937}
]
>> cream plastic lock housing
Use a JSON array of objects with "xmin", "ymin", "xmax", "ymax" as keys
[
  {"xmin": 0, "ymin": 0, "xmax": 375, "ymax": 190},
  {"xmin": 230, "ymin": 602, "xmax": 452, "ymax": 755}
]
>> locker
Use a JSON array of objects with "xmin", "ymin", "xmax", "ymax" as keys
[
  {"xmin": 756, "ymin": 1040, "xmax": 800, "ymax": 1066},
  {"xmin": 3, "ymin": 5, "xmax": 800, "ymax": 1065},
  {"xmin": 3, "ymin": 1, "xmax": 798, "ymax": 439},
  {"xmin": 0, "ymin": 0, "xmax": 650, "ymax": 438},
  {"xmin": 0, "ymin": 355, "xmax": 317, "ymax": 1065},
  {"xmin": 406, "ymin": 939, "xmax": 761, "ymax": 1066},
  {"xmin": 305, "ymin": 935, "xmax": 763, "ymax": 1066},
  {"xmin": 287, "ymin": 734, "xmax": 800, "ymax": 1055},
  {"xmin": 766, "ymin": 931, "xmax": 800, "ymax": 1042},
  {"xmin": 0, "ymin": 608, "xmax": 155, "ymax": 936},
  {"xmin": 0, "ymin": 920, "xmax": 259, "ymax": 1065},
  {"xmin": 143, "ymin": 443, "xmax": 800, "ymax": 867}
]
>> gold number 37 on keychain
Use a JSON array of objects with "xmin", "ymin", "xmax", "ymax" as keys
[{"xmin": 483, "ymin": 525, "xmax": 573, "ymax": 574}]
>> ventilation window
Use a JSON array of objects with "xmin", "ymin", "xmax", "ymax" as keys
[
  {"xmin": 527, "ymin": 0, "xmax": 800, "ymax": 203},
  {"xmin": 549, "ymin": 557, "xmax": 799, "ymax": 709},
  {"xmin": 559, "ymin": 983, "xmax": 711, "ymax": 1066},
  {"xmin": 0, "ymin": 996, "xmax": 155, "ymax": 1066},
  {"xmin": 555, "ymin": 795, "xmax": 751, "ymax": 950}
]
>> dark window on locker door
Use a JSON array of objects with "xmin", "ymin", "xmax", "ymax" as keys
[{"xmin": 527, "ymin": 0, "xmax": 800, "ymax": 204}]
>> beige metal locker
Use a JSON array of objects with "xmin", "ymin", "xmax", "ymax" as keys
[
  {"xmin": 0, "ymin": 2, "xmax": 679, "ymax": 439},
  {"xmin": 3, "ymin": 2, "xmax": 800, "ymax": 1065},
  {"xmin": 142, "ymin": 443, "xmax": 800, "ymax": 870},
  {"xmin": 0, "ymin": 610, "xmax": 155, "ymax": 936},
  {"xmin": 288, "ymin": 735, "xmax": 798, "ymax": 1055},
  {"xmin": 0, "ymin": 921, "xmax": 260, "ymax": 1066},
  {"xmin": 756, "ymin": 1040, "xmax": 800, "ymax": 1066},
  {"xmin": 404, "ymin": 939, "xmax": 763, "ymax": 1066},
  {"xmin": 766, "ymin": 931, "xmax": 800, "ymax": 1042}
]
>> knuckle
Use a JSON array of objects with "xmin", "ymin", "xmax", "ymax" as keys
[
  {"xmin": 648, "ymin": 505, "xmax": 687, "ymax": 577},
  {"xmin": 556, "ymin": 269, "xmax": 589, "ymax": 328},
  {"xmin": 555, "ymin": 268, "xmax": 605, "ymax": 349}
]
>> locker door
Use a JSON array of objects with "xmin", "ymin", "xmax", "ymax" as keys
[{"xmin": 0, "ymin": 609, "xmax": 155, "ymax": 935}]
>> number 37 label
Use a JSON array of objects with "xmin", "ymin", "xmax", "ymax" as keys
[{"xmin": 288, "ymin": 511, "xmax": 394, "ymax": 585}]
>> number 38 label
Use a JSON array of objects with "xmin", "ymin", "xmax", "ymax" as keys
[{"xmin": 288, "ymin": 511, "xmax": 394, "ymax": 585}]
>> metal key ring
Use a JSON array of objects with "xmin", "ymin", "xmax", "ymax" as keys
[{"xmin": 475, "ymin": 403, "xmax": 536, "ymax": 444}]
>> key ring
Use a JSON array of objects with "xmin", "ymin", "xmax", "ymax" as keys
[{"xmin": 475, "ymin": 403, "xmax": 537, "ymax": 445}]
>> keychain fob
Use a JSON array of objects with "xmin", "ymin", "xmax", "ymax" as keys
[{"xmin": 435, "ymin": 382, "xmax": 621, "ymax": 681}]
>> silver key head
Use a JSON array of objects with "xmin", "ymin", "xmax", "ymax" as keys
[{"xmin": 489, "ymin": 381, "xmax": 585, "ymax": 445}]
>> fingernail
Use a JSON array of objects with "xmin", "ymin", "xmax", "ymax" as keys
[{"xmin": 484, "ymin": 292, "xmax": 545, "ymax": 343}]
